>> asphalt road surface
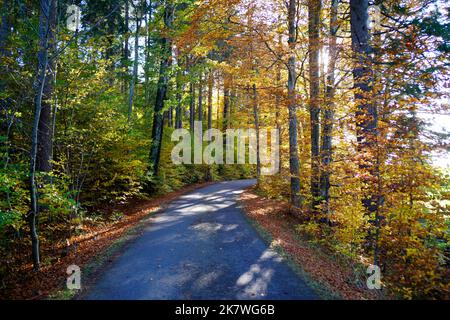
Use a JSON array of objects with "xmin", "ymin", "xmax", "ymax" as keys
[{"xmin": 83, "ymin": 180, "xmax": 318, "ymax": 300}]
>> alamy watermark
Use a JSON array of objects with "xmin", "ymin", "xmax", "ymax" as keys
[{"xmin": 66, "ymin": 264, "xmax": 81, "ymax": 290}]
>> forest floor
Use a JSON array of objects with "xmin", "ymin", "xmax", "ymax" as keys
[
  {"xmin": 1, "ymin": 182, "xmax": 213, "ymax": 300},
  {"xmin": 239, "ymin": 187, "xmax": 388, "ymax": 300}
]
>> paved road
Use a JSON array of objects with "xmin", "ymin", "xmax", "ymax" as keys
[{"xmin": 83, "ymin": 180, "xmax": 318, "ymax": 300}]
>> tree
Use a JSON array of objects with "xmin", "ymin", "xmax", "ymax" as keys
[
  {"xmin": 149, "ymin": 0, "xmax": 174, "ymax": 176},
  {"xmin": 189, "ymin": 66, "xmax": 196, "ymax": 132},
  {"xmin": 128, "ymin": 0, "xmax": 143, "ymax": 123},
  {"xmin": 320, "ymin": 0, "xmax": 339, "ymax": 215},
  {"xmin": 36, "ymin": 0, "xmax": 57, "ymax": 174},
  {"xmin": 207, "ymin": 70, "xmax": 213, "ymax": 134},
  {"xmin": 252, "ymin": 83, "xmax": 261, "ymax": 180},
  {"xmin": 0, "ymin": 0, "xmax": 12, "ymax": 141},
  {"xmin": 175, "ymin": 62, "xmax": 184, "ymax": 129},
  {"xmin": 198, "ymin": 72, "xmax": 203, "ymax": 122},
  {"xmin": 0, "ymin": 0, "xmax": 11, "ymax": 57},
  {"xmin": 350, "ymin": 0, "xmax": 381, "ymax": 265}
]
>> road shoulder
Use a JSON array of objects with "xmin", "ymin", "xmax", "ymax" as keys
[{"xmin": 238, "ymin": 187, "xmax": 386, "ymax": 300}]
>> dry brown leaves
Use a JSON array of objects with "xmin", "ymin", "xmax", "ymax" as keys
[{"xmin": 240, "ymin": 188, "xmax": 382, "ymax": 300}]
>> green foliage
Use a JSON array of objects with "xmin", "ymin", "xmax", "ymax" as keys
[{"xmin": 0, "ymin": 164, "xmax": 29, "ymax": 232}]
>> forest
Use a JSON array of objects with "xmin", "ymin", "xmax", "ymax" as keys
[{"xmin": 0, "ymin": 0, "xmax": 449, "ymax": 300}]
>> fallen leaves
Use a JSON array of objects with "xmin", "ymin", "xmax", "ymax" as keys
[
  {"xmin": 0, "ymin": 182, "xmax": 212, "ymax": 300},
  {"xmin": 239, "ymin": 187, "xmax": 384, "ymax": 300}
]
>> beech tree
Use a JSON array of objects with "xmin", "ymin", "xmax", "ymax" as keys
[
  {"xmin": 149, "ymin": 0, "xmax": 174, "ymax": 176},
  {"xmin": 0, "ymin": 0, "xmax": 448, "ymax": 299},
  {"xmin": 287, "ymin": 0, "xmax": 302, "ymax": 208},
  {"xmin": 29, "ymin": 0, "xmax": 57, "ymax": 270}
]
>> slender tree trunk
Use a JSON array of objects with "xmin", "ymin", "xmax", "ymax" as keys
[
  {"xmin": 320, "ymin": 0, "xmax": 339, "ymax": 216},
  {"xmin": 29, "ymin": 0, "xmax": 56, "ymax": 271},
  {"xmin": 123, "ymin": 0, "xmax": 129, "ymax": 95},
  {"xmin": 287, "ymin": 0, "xmax": 302, "ymax": 208},
  {"xmin": 253, "ymin": 84, "xmax": 261, "ymax": 180},
  {"xmin": 149, "ymin": 1, "xmax": 174, "ymax": 176},
  {"xmin": 106, "ymin": 4, "xmax": 116, "ymax": 86},
  {"xmin": 229, "ymin": 87, "xmax": 235, "ymax": 127},
  {"xmin": 275, "ymin": 35, "xmax": 282, "ymax": 174},
  {"xmin": 351, "ymin": 0, "xmax": 378, "ymax": 207},
  {"xmin": 205, "ymin": 70, "xmax": 214, "ymax": 181},
  {"xmin": 223, "ymin": 75, "xmax": 231, "ymax": 131},
  {"xmin": 308, "ymin": 0, "xmax": 322, "ymax": 211},
  {"xmin": 36, "ymin": 0, "xmax": 57, "ymax": 174},
  {"xmin": 198, "ymin": 72, "xmax": 203, "ymax": 122},
  {"xmin": 143, "ymin": 6, "xmax": 149, "ymax": 103},
  {"xmin": 128, "ymin": 14, "xmax": 141, "ymax": 123},
  {"xmin": 0, "ymin": 0, "xmax": 10, "ymax": 56},
  {"xmin": 221, "ymin": 74, "xmax": 231, "ymax": 167},
  {"xmin": 189, "ymin": 81, "xmax": 195, "ymax": 132},
  {"xmin": 144, "ymin": 1, "xmax": 152, "ymax": 106},
  {"xmin": 0, "ymin": 0, "xmax": 11, "ymax": 140},
  {"xmin": 175, "ymin": 67, "xmax": 183, "ymax": 129}
]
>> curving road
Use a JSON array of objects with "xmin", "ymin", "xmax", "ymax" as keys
[{"xmin": 83, "ymin": 180, "xmax": 318, "ymax": 300}]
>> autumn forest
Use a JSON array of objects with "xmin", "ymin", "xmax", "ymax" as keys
[{"xmin": 0, "ymin": 0, "xmax": 449, "ymax": 300}]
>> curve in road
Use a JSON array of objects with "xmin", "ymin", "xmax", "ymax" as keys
[{"xmin": 83, "ymin": 179, "xmax": 318, "ymax": 300}]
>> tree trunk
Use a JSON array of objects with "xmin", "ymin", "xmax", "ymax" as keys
[
  {"xmin": 216, "ymin": 76, "xmax": 221, "ymax": 129},
  {"xmin": 123, "ymin": 0, "xmax": 129, "ymax": 95},
  {"xmin": 351, "ymin": 0, "xmax": 378, "ymax": 209},
  {"xmin": 223, "ymin": 75, "xmax": 231, "ymax": 131},
  {"xmin": 0, "ymin": 0, "xmax": 10, "ymax": 56},
  {"xmin": 36, "ymin": 0, "xmax": 57, "ymax": 174},
  {"xmin": 0, "ymin": 0, "xmax": 11, "ymax": 140},
  {"xmin": 275, "ymin": 35, "xmax": 282, "ymax": 175},
  {"xmin": 168, "ymin": 107, "xmax": 173, "ymax": 128},
  {"xmin": 207, "ymin": 71, "xmax": 213, "ymax": 134},
  {"xmin": 189, "ymin": 81, "xmax": 196, "ymax": 132},
  {"xmin": 253, "ymin": 84, "xmax": 261, "ymax": 180},
  {"xmin": 229, "ymin": 87, "xmax": 236, "ymax": 127},
  {"xmin": 287, "ymin": 0, "xmax": 302, "ymax": 208},
  {"xmin": 308, "ymin": 0, "xmax": 322, "ymax": 211},
  {"xmin": 350, "ymin": 0, "xmax": 380, "ymax": 265},
  {"xmin": 205, "ymin": 70, "xmax": 214, "ymax": 181},
  {"xmin": 149, "ymin": 1, "xmax": 174, "ymax": 176},
  {"xmin": 144, "ymin": 1, "xmax": 153, "ymax": 106},
  {"xmin": 175, "ymin": 68, "xmax": 183, "ymax": 129},
  {"xmin": 320, "ymin": 0, "xmax": 339, "ymax": 216},
  {"xmin": 198, "ymin": 72, "xmax": 203, "ymax": 122},
  {"xmin": 128, "ymin": 14, "xmax": 141, "ymax": 123}
]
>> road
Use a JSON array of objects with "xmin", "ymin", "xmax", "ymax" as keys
[{"xmin": 83, "ymin": 180, "xmax": 318, "ymax": 300}]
